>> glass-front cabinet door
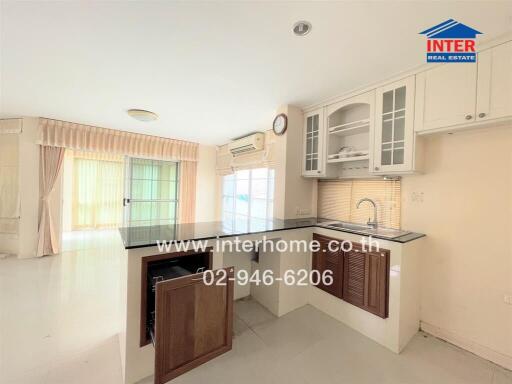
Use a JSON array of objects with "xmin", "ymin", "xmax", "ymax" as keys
[
  {"xmin": 373, "ymin": 76, "xmax": 416, "ymax": 173},
  {"xmin": 303, "ymin": 108, "xmax": 325, "ymax": 177}
]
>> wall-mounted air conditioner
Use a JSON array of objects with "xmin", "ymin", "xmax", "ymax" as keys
[{"xmin": 228, "ymin": 133, "xmax": 265, "ymax": 157}]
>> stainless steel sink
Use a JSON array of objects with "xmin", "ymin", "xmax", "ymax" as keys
[
  {"xmin": 321, "ymin": 221, "xmax": 411, "ymax": 240},
  {"xmin": 368, "ymin": 227, "xmax": 411, "ymax": 239},
  {"xmin": 324, "ymin": 222, "xmax": 371, "ymax": 231}
]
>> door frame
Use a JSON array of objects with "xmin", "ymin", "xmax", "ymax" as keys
[{"xmin": 123, "ymin": 156, "xmax": 180, "ymax": 227}]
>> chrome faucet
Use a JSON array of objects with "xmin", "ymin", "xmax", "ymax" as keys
[{"xmin": 356, "ymin": 198, "xmax": 378, "ymax": 229}]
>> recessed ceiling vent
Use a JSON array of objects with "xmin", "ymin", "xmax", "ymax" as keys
[{"xmin": 293, "ymin": 21, "xmax": 312, "ymax": 36}]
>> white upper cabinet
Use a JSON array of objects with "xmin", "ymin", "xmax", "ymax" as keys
[
  {"xmin": 372, "ymin": 76, "xmax": 416, "ymax": 174},
  {"xmin": 476, "ymin": 41, "xmax": 512, "ymax": 122},
  {"xmin": 415, "ymin": 63, "xmax": 477, "ymax": 132},
  {"xmin": 415, "ymin": 40, "xmax": 512, "ymax": 133},
  {"xmin": 325, "ymin": 91, "xmax": 374, "ymax": 178},
  {"xmin": 302, "ymin": 38, "xmax": 511, "ymax": 177},
  {"xmin": 302, "ymin": 108, "xmax": 326, "ymax": 177}
]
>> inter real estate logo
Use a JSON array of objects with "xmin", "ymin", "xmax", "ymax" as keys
[{"xmin": 420, "ymin": 19, "xmax": 482, "ymax": 63}]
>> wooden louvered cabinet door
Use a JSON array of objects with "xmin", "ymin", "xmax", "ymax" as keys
[
  {"xmin": 312, "ymin": 234, "xmax": 389, "ymax": 318},
  {"xmin": 364, "ymin": 250, "xmax": 389, "ymax": 318},
  {"xmin": 342, "ymin": 246, "xmax": 366, "ymax": 307},
  {"xmin": 312, "ymin": 234, "xmax": 343, "ymax": 298},
  {"xmin": 342, "ymin": 246, "xmax": 389, "ymax": 318}
]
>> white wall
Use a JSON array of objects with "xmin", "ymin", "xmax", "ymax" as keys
[
  {"xmin": 17, "ymin": 117, "xmax": 41, "ymax": 258},
  {"xmin": 195, "ymin": 144, "xmax": 217, "ymax": 223},
  {"xmin": 402, "ymin": 124, "xmax": 512, "ymax": 369},
  {"xmin": 0, "ymin": 122, "xmax": 20, "ymax": 255},
  {"xmin": 273, "ymin": 105, "xmax": 317, "ymax": 220}
]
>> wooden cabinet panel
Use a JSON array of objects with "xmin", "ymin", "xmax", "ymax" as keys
[
  {"xmin": 415, "ymin": 63, "xmax": 477, "ymax": 132},
  {"xmin": 140, "ymin": 250, "xmax": 212, "ymax": 347},
  {"xmin": 342, "ymin": 247, "xmax": 389, "ymax": 318},
  {"xmin": 312, "ymin": 234, "xmax": 342, "ymax": 298},
  {"xmin": 154, "ymin": 267, "xmax": 234, "ymax": 384},
  {"xmin": 364, "ymin": 251, "xmax": 389, "ymax": 318},
  {"xmin": 312, "ymin": 234, "xmax": 389, "ymax": 319},
  {"xmin": 342, "ymin": 248, "xmax": 365, "ymax": 307},
  {"xmin": 476, "ymin": 41, "xmax": 512, "ymax": 122}
]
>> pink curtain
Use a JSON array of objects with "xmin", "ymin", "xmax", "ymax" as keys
[
  {"xmin": 37, "ymin": 146, "xmax": 65, "ymax": 256},
  {"xmin": 178, "ymin": 161, "xmax": 197, "ymax": 224},
  {"xmin": 38, "ymin": 118, "xmax": 198, "ymax": 161}
]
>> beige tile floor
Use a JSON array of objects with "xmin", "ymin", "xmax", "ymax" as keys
[{"xmin": 1, "ymin": 230, "xmax": 511, "ymax": 384}]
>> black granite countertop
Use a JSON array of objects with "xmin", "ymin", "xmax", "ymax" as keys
[{"xmin": 119, "ymin": 218, "xmax": 425, "ymax": 249}]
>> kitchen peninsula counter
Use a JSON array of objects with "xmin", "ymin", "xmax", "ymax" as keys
[{"xmin": 119, "ymin": 217, "xmax": 425, "ymax": 249}]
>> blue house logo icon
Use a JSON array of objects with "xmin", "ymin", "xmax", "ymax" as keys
[{"xmin": 420, "ymin": 19, "xmax": 482, "ymax": 63}]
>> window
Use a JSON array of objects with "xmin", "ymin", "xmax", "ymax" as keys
[
  {"xmin": 126, "ymin": 158, "xmax": 179, "ymax": 227},
  {"xmin": 317, "ymin": 179, "xmax": 401, "ymax": 229},
  {"xmin": 222, "ymin": 168, "xmax": 274, "ymax": 232}
]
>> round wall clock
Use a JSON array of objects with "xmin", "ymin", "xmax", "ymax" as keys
[{"xmin": 272, "ymin": 113, "xmax": 288, "ymax": 136}]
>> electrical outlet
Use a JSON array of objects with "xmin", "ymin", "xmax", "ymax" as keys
[
  {"xmin": 504, "ymin": 294, "xmax": 512, "ymax": 305},
  {"xmin": 295, "ymin": 207, "xmax": 311, "ymax": 216}
]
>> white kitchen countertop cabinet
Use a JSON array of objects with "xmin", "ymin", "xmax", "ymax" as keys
[{"xmin": 119, "ymin": 227, "xmax": 424, "ymax": 384}]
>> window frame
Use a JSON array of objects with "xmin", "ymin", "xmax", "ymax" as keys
[
  {"xmin": 221, "ymin": 168, "xmax": 274, "ymax": 231},
  {"xmin": 125, "ymin": 157, "xmax": 180, "ymax": 227}
]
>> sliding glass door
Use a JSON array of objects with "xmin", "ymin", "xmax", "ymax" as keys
[{"xmin": 124, "ymin": 158, "xmax": 179, "ymax": 227}]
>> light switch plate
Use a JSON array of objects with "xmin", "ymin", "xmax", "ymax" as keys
[
  {"xmin": 504, "ymin": 294, "xmax": 512, "ymax": 305},
  {"xmin": 411, "ymin": 192, "xmax": 424, "ymax": 202}
]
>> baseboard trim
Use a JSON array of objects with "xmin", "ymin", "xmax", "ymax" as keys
[{"xmin": 420, "ymin": 321, "xmax": 512, "ymax": 371}]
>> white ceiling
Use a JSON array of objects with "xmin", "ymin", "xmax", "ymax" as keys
[{"xmin": 1, "ymin": 1, "xmax": 511, "ymax": 145}]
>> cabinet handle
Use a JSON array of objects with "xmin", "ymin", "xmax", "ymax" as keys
[
  {"xmin": 465, "ymin": 114, "xmax": 473, "ymax": 120},
  {"xmin": 317, "ymin": 170, "xmax": 321, "ymax": 174},
  {"xmin": 374, "ymin": 166, "xmax": 380, "ymax": 171},
  {"xmin": 478, "ymin": 112, "xmax": 486, "ymax": 118}
]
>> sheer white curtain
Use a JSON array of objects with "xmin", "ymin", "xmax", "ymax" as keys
[{"xmin": 70, "ymin": 151, "xmax": 124, "ymax": 230}]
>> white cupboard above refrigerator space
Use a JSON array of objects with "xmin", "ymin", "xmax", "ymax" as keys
[{"xmin": 415, "ymin": 40, "xmax": 512, "ymax": 134}]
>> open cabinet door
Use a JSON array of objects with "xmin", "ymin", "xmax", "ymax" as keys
[{"xmin": 154, "ymin": 267, "xmax": 234, "ymax": 384}]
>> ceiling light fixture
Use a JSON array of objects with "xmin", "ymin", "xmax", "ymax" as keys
[
  {"xmin": 293, "ymin": 21, "xmax": 312, "ymax": 36},
  {"xmin": 127, "ymin": 109, "xmax": 158, "ymax": 122}
]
